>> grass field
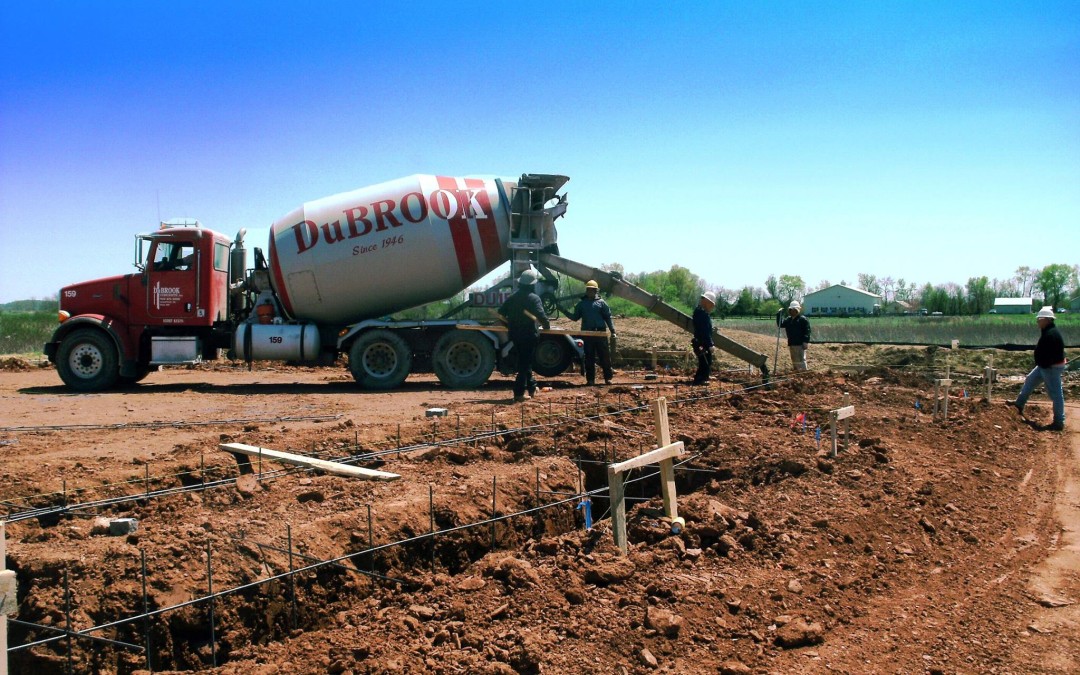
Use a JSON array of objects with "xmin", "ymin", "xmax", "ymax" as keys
[
  {"xmin": 0, "ymin": 310, "xmax": 56, "ymax": 355},
  {"xmin": 722, "ymin": 314, "xmax": 1080, "ymax": 347}
]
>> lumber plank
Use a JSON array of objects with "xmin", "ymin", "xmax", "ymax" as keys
[
  {"xmin": 610, "ymin": 441, "xmax": 685, "ymax": 474},
  {"xmin": 219, "ymin": 443, "xmax": 400, "ymax": 481}
]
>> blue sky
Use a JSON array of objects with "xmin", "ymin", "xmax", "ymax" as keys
[{"xmin": 1, "ymin": 1, "xmax": 1077, "ymax": 303}]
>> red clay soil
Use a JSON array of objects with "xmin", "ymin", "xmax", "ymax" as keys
[{"xmin": 1, "ymin": 336, "xmax": 1077, "ymax": 674}]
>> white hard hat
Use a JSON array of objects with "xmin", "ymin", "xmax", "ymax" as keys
[
  {"xmin": 701, "ymin": 291, "xmax": 716, "ymax": 305},
  {"xmin": 789, "ymin": 301, "xmax": 801, "ymax": 311},
  {"xmin": 518, "ymin": 269, "xmax": 539, "ymax": 285},
  {"xmin": 1037, "ymin": 306, "xmax": 1056, "ymax": 320}
]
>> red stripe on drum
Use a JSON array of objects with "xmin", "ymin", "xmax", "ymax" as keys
[
  {"xmin": 465, "ymin": 177, "xmax": 502, "ymax": 272},
  {"xmin": 436, "ymin": 176, "xmax": 478, "ymax": 283}
]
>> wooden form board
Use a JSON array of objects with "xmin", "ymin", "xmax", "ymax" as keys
[
  {"xmin": 220, "ymin": 443, "xmax": 400, "ymax": 481},
  {"xmin": 455, "ymin": 324, "xmax": 609, "ymax": 338},
  {"xmin": 610, "ymin": 441, "xmax": 685, "ymax": 474}
]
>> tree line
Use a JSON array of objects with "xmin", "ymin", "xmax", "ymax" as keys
[{"xmin": 581, "ymin": 263, "xmax": 1080, "ymax": 317}]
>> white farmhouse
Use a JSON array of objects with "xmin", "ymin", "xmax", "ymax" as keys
[
  {"xmin": 802, "ymin": 284, "xmax": 881, "ymax": 316},
  {"xmin": 991, "ymin": 297, "xmax": 1032, "ymax": 314}
]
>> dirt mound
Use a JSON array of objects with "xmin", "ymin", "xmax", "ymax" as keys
[
  {"xmin": 0, "ymin": 355, "xmax": 36, "ymax": 371},
  {"xmin": 1, "ymin": 347, "xmax": 1077, "ymax": 673}
]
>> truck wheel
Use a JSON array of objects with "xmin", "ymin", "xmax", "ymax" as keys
[
  {"xmin": 348, "ymin": 329, "xmax": 412, "ymax": 389},
  {"xmin": 57, "ymin": 328, "xmax": 119, "ymax": 391},
  {"xmin": 533, "ymin": 335, "xmax": 573, "ymax": 377},
  {"xmin": 117, "ymin": 364, "xmax": 154, "ymax": 387},
  {"xmin": 433, "ymin": 330, "xmax": 495, "ymax": 389}
]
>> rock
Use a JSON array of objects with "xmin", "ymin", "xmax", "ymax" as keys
[
  {"xmin": 919, "ymin": 517, "xmax": 937, "ymax": 534},
  {"xmin": 787, "ymin": 579, "xmax": 803, "ymax": 594},
  {"xmin": 236, "ymin": 474, "xmax": 259, "ymax": 498},
  {"xmin": 778, "ymin": 459, "xmax": 808, "ymax": 476},
  {"xmin": 456, "ymin": 576, "xmax": 486, "ymax": 591},
  {"xmin": 564, "ymin": 584, "xmax": 587, "ymax": 605},
  {"xmin": 90, "ymin": 517, "xmax": 111, "ymax": 536},
  {"xmin": 492, "ymin": 557, "xmax": 541, "ymax": 588},
  {"xmin": 639, "ymin": 647, "xmax": 658, "ymax": 668},
  {"xmin": 109, "ymin": 518, "xmax": 138, "ymax": 536},
  {"xmin": 775, "ymin": 618, "xmax": 825, "ymax": 648},
  {"xmin": 716, "ymin": 534, "xmax": 740, "ymax": 556},
  {"xmin": 583, "ymin": 556, "xmax": 635, "ymax": 586},
  {"xmin": 645, "ymin": 607, "xmax": 683, "ymax": 638},
  {"xmin": 409, "ymin": 604, "xmax": 438, "ymax": 621},
  {"xmin": 296, "ymin": 489, "xmax": 325, "ymax": 503},
  {"xmin": 719, "ymin": 660, "xmax": 752, "ymax": 675},
  {"xmin": 816, "ymin": 458, "xmax": 835, "ymax": 474}
]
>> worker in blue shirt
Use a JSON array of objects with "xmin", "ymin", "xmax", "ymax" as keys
[{"xmin": 561, "ymin": 280, "xmax": 617, "ymax": 385}]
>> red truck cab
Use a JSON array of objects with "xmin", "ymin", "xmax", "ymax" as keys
[{"xmin": 45, "ymin": 223, "xmax": 234, "ymax": 391}]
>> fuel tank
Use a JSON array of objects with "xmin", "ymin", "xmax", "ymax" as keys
[{"xmin": 267, "ymin": 175, "xmax": 518, "ymax": 324}]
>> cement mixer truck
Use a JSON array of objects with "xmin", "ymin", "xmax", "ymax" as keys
[
  {"xmin": 45, "ymin": 173, "xmax": 582, "ymax": 391},
  {"xmin": 45, "ymin": 172, "xmax": 769, "ymax": 392}
]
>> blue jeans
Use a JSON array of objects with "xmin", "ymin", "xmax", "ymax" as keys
[{"xmin": 1016, "ymin": 364, "xmax": 1066, "ymax": 424}]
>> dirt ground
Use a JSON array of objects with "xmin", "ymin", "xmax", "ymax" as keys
[{"xmin": 2, "ymin": 322, "xmax": 1078, "ymax": 675}]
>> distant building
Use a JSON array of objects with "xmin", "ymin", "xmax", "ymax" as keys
[
  {"xmin": 802, "ymin": 284, "xmax": 881, "ymax": 316},
  {"xmin": 992, "ymin": 297, "xmax": 1032, "ymax": 314},
  {"xmin": 1069, "ymin": 297, "xmax": 1080, "ymax": 312}
]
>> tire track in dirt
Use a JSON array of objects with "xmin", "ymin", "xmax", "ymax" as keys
[{"xmin": 1007, "ymin": 402, "xmax": 1080, "ymax": 674}]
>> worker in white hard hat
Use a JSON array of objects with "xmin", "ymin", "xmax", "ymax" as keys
[
  {"xmin": 776, "ymin": 300, "xmax": 812, "ymax": 372},
  {"xmin": 1007, "ymin": 307, "xmax": 1067, "ymax": 431},
  {"xmin": 691, "ymin": 291, "xmax": 717, "ymax": 385},
  {"xmin": 560, "ymin": 279, "xmax": 617, "ymax": 385},
  {"xmin": 498, "ymin": 269, "xmax": 550, "ymax": 403}
]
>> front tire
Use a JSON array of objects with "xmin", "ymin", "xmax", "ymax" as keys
[
  {"xmin": 57, "ymin": 328, "xmax": 119, "ymax": 392},
  {"xmin": 348, "ymin": 329, "xmax": 412, "ymax": 389},
  {"xmin": 433, "ymin": 330, "xmax": 496, "ymax": 389}
]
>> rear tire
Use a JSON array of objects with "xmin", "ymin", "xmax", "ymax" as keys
[
  {"xmin": 56, "ymin": 328, "xmax": 119, "ymax": 392},
  {"xmin": 533, "ymin": 335, "xmax": 573, "ymax": 377},
  {"xmin": 348, "ymin": 329, "xmax": 411, "ymax": 389},
  {"xmin": 433, "ymin": 330, "xmax": 495, "ymax": 389}
]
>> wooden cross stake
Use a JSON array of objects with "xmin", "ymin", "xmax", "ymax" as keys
[{"xmin": 607, "ymin": 397, "xmax": 684, "ymax": 554}]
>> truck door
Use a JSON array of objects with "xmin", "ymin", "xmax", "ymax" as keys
[{"xmin": 147, "ymin": 240, "xmax": 200, "ymax": 323}]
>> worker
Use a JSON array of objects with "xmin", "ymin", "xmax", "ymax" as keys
[
  {"xmin": 1007, "ymin": 307, "xmax": 1067, "ymax": 431},
  {"xmin": 776, "ymin": 300, "xmax": 812, "ymax": 371},
  {"xmin": 561, "ymin": 280, "xmax": 616, "ymax": 385},
  {"xmin": 499, "ymin": 269, "xmax": 551, "ymax": 403},
  {"xmin": 691, "ymin": 291, "xmax": 716, "ymax": 385}
]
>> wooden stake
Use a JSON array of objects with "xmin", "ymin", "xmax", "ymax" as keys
[{"xmin": 652, "ymin": 398, "xmax": 678, "ymax": 520}]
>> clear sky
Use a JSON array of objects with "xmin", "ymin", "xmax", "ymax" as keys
[{"xmin": 1, "ymin": 1, "xmax": 1077, "ymax": 304}]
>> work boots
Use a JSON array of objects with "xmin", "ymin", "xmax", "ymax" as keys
[
  {"xmin": 1005, "ymin": 399, "xmax": 1025, "ymax": 416},
  {"xmin": 1043, "ymin": 421, "xmax": 1065, "ymax": 432}
]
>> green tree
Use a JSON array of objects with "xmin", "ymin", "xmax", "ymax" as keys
[
  {"xmin": 1034, "ymin": 264, "xmax": 1078, "ymax": 310},
  {"xmin": 764, "ymin": 275, "xmax": 779, "ymax": 300},
  {"xmin": 965, "ymin": 276, "xmax": 993, "ymax": 314},
  {"xmin": 731, "ymin": 287, "xmax": 757, "ymax": 315},
  {"xmin": 776, "ymin": 275, "xmax": 806, "ymax": 305}
]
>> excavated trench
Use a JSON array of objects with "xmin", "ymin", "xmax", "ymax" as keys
[{"xmin": 9, "ymin": 384, "xmax": 792, "ymax": 673}]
